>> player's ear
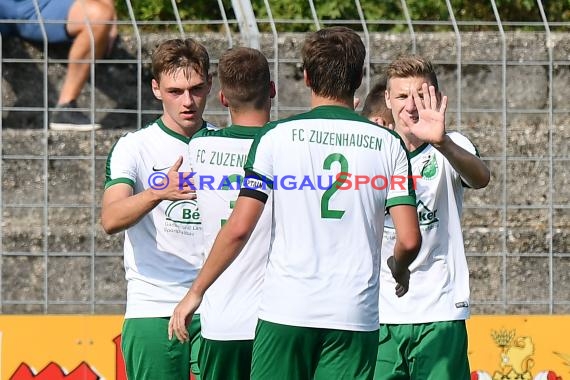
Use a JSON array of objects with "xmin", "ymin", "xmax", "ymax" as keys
[
  {"xmin": 303, "ymin": 69, "xmax": 311, "ymax": 88},
  {"xmin": 384, "ymin": 88, "xmax": 391, "ymax": 110},
  {"xmin": 353, "ymin": 97, "xmax": 361, "ymax": 109},
  {"xmin": 151, "ymin": 79, "xmax": 162, "ymax": 100},
  {"xmin": 219, "ymin": 90, "xmax": 229, "ymax": 108},
  {"xmin": 269, "ymin": 81, "xmax": 276, "ymax": 99}
]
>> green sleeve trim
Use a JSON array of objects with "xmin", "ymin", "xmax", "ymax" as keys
[
  {"xmin": 386, "ymin": 195, "xmax": 417, "ymax": 209},
  {"xmin": 105, "ymin": 178, "xmax": 135, "ymax": 190}
]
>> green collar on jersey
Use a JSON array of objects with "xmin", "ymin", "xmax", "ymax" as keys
[
  {"xmin": 224, "ymin": 124, "xmax": 263, "ymax": 138},
  {"xmin": 408, "ymin": 142, "xmax": 430, "ymax": 158},
  {"xmin": 308, "ymin": 105, "xmax": 371, "ymax": 122},
  {"xmin": 191, "ymin": 124, "xmax": 263, "ymax": 140},
  {"xmin": 156, "ymin": 118, "xmax": 208, "ymax": 144}
]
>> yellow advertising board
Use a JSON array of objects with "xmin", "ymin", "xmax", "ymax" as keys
[
  {"xmin": 467, "ymin": 316, "xmax": 570, "ymax": 380},
  {"xmin": 0, "ymin": 315, "xmax": 569, "ymax": 379},
  {"xmin": 0, "ymin": 316, "xmax": 125, "ymax": 380}
]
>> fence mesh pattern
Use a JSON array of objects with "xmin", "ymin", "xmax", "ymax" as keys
[{"xmin": 1, "ymin": 0, "xmax": 569, "ymax": 314}]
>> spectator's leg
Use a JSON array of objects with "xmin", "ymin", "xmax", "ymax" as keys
[
  {"xmin": 99, "ymin": 0, "xmax": 118, "ymax": 55},
  {"xmin": 58, "ymin": 0, "xmax": 114, "ymax": 105}
]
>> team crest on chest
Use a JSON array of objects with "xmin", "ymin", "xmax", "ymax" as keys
[{"xmin": 420, "ymin": 154, "xmax": 438, "ymax": 180}]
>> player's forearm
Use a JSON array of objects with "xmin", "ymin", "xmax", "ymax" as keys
[
  {"xmin": 101, "ymin": 189, "xmax": 162, "ymax": 234},
  {"xmin": 433, "ymin": 135, "xmax": 490, "ymax": 189},
  {"xmin": 389, "ymin": 204, "xmax": 422, "ymax": 273},
  {"xmin": 393, "ymin": 235, "xmax": 421, "ymax": 275},
  {"xmin": 190, "ymin": 221, "xmax": 253, "ymax": 296}
]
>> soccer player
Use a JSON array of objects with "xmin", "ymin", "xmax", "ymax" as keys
[
  {"xmin": 374, "ymin": 55, "xmax": 490, "ymax": 380},
  {"xmin": 181, "ymin": 46, "xmax": 275, "ymax": 380},
  {"xmin": 362, "ymin": 76, "xmax": 394, "ymax": 129},
  {"xmin": 101, "ymin": 38, "xmax": 214, "ymax": 380},
  {"xmin": 169, "ymin": 26, "xmax": 421, "ymax": 380}
]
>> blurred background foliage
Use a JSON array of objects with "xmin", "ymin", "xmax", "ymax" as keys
[{"xmin": 115, "ymin": 0, "xmax": 570, "ymax": 32}]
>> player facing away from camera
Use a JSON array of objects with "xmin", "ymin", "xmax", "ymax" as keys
[
  {"xmin": 169, "ymin": 26, "xmax": 421, "ymax": 380},
  {"xmin": 178, "ymin": 46, "xmax": 275, "ymax": 380},
  {"xmin": 374, "ymin": 55, "xmax": 490, "ymax": 380},
  {"xmin": 101, "ymin": 38, "xmax": 215, "ymax": 380}
]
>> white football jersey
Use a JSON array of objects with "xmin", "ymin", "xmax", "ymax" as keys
[
  {"xmin": 189, "ymin": 125, "xmax": 272, "ymax": 340},
  {"xmin": 243, "ymin": 105, "xmax": 416, "ymax": 332},
  {"xmin": 380, "ymin": 132, "xmax": 477, "ymax": 324},
  {"xmin": 105, "ymin": 119, "xmax": 216, "ymax": 318}
]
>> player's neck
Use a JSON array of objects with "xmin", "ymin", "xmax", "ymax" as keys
[
  {"xmin": 179, "ymin": 122, "xmax": 203, "ymax": 139},
  {"xmin": 311, "ymin": 93, "xmax": 354, "ymax": 110},
  {"xmin": 230, "ymin": 108, "xmax": 270, "ymax": 127},
  {"xmin": 160, "ymin": 115, "xmax": 204, "ymax": 138},
  {"xmin": 397, "ymin": 128, "xmax": 425, "ymax": 152}
]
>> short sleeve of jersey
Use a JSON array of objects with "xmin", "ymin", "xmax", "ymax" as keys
[
  {"xmin": 386, "ymin": 134, "xmax": 416, "ymax": 209},
  {"xmin": 104, "ymin": 134, "xmax": 138, "ymax": 189},
  {"xmin": 240, "ymin": 123, "xmax": 276, "ymax": 199},
  {"xmin": 447, "ymin": 131, "xmax": 480, "ymax": 187},
  {"xmin": 244, "ymin": 123, "xmax": 275, "ymax": 180},
  {"xmin": 448, "ymin": 131, "xmax": 478, "ymax": 156}
]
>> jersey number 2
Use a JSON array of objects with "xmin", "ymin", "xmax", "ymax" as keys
[
  {"xmin": 321, "ymin": 153, "xmax": 348, "ymax": 219},
  {"xmin": 220, "ymin": 174, "xmax": 242, "ymax": 226}
]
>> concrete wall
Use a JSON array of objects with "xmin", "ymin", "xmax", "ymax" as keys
[{"xmin": 1, "ymin": 32, "xmax": 569, "ymax": 314}]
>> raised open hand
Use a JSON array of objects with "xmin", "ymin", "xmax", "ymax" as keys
[{"xmin": 401, "ymin": 83, "xmax": 448, "ymax": 146}]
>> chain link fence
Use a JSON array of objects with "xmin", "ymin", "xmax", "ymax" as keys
[{"xmin": 1, "ymin": 0, "xmax": 569, "ymax": 314}]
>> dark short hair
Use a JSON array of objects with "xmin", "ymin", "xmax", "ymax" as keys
[
  {"xmin": 301, "ymin": 26, "xmax": 365, "ymax": 100},
  {"xmin": 219, "ymin": 47, "xmax": 271, "ymax": 110}
]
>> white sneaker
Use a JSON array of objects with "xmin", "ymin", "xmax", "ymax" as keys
[{"xmin": 49, "ymin": 101, "xmax": 102, "ymax": 131}]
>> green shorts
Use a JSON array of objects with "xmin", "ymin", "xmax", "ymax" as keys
[
  {"xmin": 251, "ymin": 319, "xmax": 379, "ymax": 380},
  {"xmin": 121, "ymin": 315, "xmax": 202, "ymax": 380},
  {"xmin": 199, "ymin": 338, "xmax": 253, "ymax": 380},
  {"xmin": 374, "ymin": 320, "xmax": 470, "ymax": 380}
]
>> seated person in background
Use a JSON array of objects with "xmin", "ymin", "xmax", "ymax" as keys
[{"xmin": 0, "ymin": 0, "xmax": 117, "ymax": 131}]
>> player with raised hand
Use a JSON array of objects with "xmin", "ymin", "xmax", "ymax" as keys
[{"xmin": 375, "ymin": 55, "xmax": 490, "ymax": 380}]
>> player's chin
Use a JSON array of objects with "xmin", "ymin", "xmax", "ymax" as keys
[{"xmin": 178, "ymin": 117, "xmax": 200, "ymax": 129}]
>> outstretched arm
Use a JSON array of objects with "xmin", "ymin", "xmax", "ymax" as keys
[
  {"xmin": 404, "ymin": 83, "xmax": 490, "ymax": 189},
  {"xmin": 168, "ymin": 196, "xmax": 265, "ymax": 342},
  {"xmin": 433, "ymin": 136, "xmax": 490, "ymax": 189}
]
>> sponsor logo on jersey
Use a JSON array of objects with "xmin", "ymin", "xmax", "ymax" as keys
[
  {"xmin": 417, "ymin": 200, "xmax": 439, "ymax": 226},
  {"xmin": 165, "ymin": 199, "xmax": 201, "ymax": 224}
]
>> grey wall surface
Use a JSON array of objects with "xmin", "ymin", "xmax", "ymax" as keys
[{"xmin": 1, "ymin": 32, "xmax": 569, "ymax": 314}]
